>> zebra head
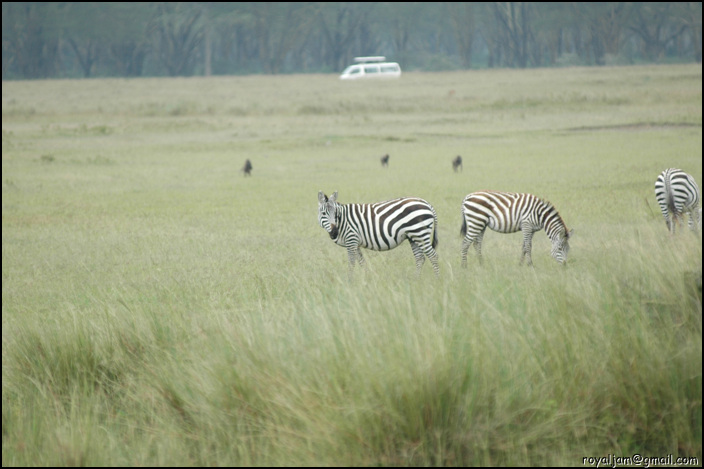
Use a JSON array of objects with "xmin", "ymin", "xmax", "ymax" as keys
[
  {"xmin": 318, "ymin": 191, "xmax": 339, "ymax": 240},
  {"xmin": 550, "ymin": 228, "xmax": 573, "ymax": 265}
]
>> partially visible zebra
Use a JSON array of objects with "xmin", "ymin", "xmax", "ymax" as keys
[
  {"xmin": 380, "ymin": 154, "xmax": 390, "ymax": 167},
  {"xmin": 318, "ymin": 191, "xmax": 439, "ymax": 277},
  {"xmin": 242, "ymin": 159, "xmax": 253, "ymax": 176},
  {"xmin": 452, "ymin": 155, "xmax": 463, "ymax": 172},
  {"xmin": 654, "ymin": 168, "xmax": 700, "ymax": 234},
  {"xmin": 461, "ymin": 190, "xmax": 572, "ymax": 267}
]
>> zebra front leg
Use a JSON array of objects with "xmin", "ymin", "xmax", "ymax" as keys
[
  {"xmin": 357, "ymin": 249, "xmax": 367, "ymax": 269},
  {"xmin": 520, "ymin": 230, "xmax": 535, "ymax": 266},
  {"xmin": 346, "ymin": 246, "xmax": 360, "ymax": 280}
]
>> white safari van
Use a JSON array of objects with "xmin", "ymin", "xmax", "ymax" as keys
[{"xmin": 339, "ymin": 56, "xmax": 402, "ymax": 80}]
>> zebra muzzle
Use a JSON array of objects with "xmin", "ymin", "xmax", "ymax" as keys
[{"xmin": 329, "ymin": 225, "xmax": 339, "ymax": 239}]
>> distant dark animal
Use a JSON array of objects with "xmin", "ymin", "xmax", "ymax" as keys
[
  {"xmin": 380, "ymin": 154, "xmax": 389, "ymax": 167},
  {"xmin": 318, "ymin": 191, "xmax": 439, "ymax": 279},
  {"xmin": 242, "ymin": 159, "xmax": 253, "ymax": 176},
  {"xmin": 452, "ymin": 155, "xmax": 463, "ymax": 172},
  {"xmin": 461, "ymin": 191, "xmax": 572, "ymax": 267},
  {"xmin": 654, "ymin": 168, "xmax": 700, "ymax": 234}
]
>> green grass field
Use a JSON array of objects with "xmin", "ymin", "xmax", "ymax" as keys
[{"xmin": 2, "ymin": 64, "xmax": 702, "ymax": 466}]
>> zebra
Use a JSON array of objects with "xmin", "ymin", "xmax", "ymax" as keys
[
  {"xmin": 460, "ymin": 190, "xmax": 572, "ymax": 267},
  {"xmin": 452, "ymin": 155, "xmax": 463, "ymax": 172},
  {"xmin": 380, "ymin": 154, "xmax": 389, "ymax": 167},
  {"xmin": 242, "ymin": 159, "xmax": 253, "ymax": 176},
  {"xmin": 654, "ymin": 168, "xmax": 700, "ymax": 234},
  {"xmin": 318, "ymin": 191, "xmax": 439, "ymax": 277}
]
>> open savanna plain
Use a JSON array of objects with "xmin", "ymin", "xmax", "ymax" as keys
[{"xmin": 2, "ymin": 64, "xmax": 702, "ymax": 466}]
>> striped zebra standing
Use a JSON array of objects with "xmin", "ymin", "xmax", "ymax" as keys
[
  {"xmin": 654, "ymin": 168, "xmax": 701, "ymax": 234},
  {"xmin": 461, "ymin": 191, "xmax": 572, "ymax": 267},
  {"xmin": 318, "ymin": 191, "xmax": 439, "ymax": 277}
]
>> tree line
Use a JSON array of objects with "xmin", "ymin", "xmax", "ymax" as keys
[{"xmin": 2, "ymin": 2, "xmax": 701, "ymax": 80}]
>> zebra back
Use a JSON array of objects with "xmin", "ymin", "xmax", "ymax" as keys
[
  {"xmin": 318, "ymin": 191, "xmax": 440, "ymax": 277},
  {"xmin": 338, "ymin": 197, "xmax": 437, "ymax": 250},
  {"xmin": 463, "ymin": 191, "xmax": 568, "ymax": 238},
  {"xmin": 461, "ymin": 190, "xmax": 572, "ymax": 265}
]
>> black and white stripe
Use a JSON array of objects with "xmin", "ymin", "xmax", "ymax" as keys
[
  {"xmin": 654, "ymin": 168, "xmax": 700, "ymax": 234},
  {"xmin": 318, "ymin": 191, "xmax": 439, "ymax": 276},
  {"xmin": 461, "ymin": 191, "xmax": 572, "ymax": 267}
]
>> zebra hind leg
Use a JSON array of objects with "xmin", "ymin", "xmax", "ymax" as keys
[
  {"xmin": 409, "ymin": 241, "xmax": 426, "ymax": 276},
  {"xmin": 461, "ymin": 232, "xmax": 484, "ymax": 268},
  {"xmin": 423, "ymin": 242, "xmax": 440, "ymax": 278},
  {"xmin": 672, "ymin": 212, "xmax": 686, "ymax": 234},
  {"xmin": 474, "ymin": 231, "xmax": 485, "ymax": 266},
  {"xmin": 410, "ymin": 240, "xmax": 439, "ymax": 278},
  {"xmin": 461, "ymin": 238, "xmax": 471, "ymax": 268}
]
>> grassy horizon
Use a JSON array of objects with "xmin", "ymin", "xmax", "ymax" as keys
[{"xmin": 3, "ymin": 65, "xmax": 702, "ymax": 466}]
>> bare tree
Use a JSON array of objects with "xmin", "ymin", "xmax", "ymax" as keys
[
  {"xmin": 108, "ymin": 4, "xmax": 153, "ymax": 77},
  {"xmin": 445, "ymin": 3, "xmax": 476, "ymax": 68},
  {"xmin": 111, "ymin": 41, "xmax": 149, "ymax": 77},
  {"xmin": 677, "ymin": 2, "xmax": 702, "ymax": 62},
  {"xmin": 3, "ymin": 2, "xmax": 702, "ymax": 78},
  {"xmin": 249, "ymin": 3, "xmax": 314, "ymax": 74},
  {"xmin": 491, "ymin": 2, "xmax": 532, "ymax": 68},
  {"xmin": 316, "ymin": 3, "xmax": 376, "ymax": 72},
  {"xmin": 151, "ymin": 3, "xmax": 204, "ymax": 76},
  {"xmin": 59, "ymin": 3, "xmax": 151, "ymax": 78},
  {"xmin": 572, "ymin": 2, "xmax": 629, "ymax": 64},
  {"xmin": 2, "ymin": 3, "xmax": 60, "ymax": 78},
  {"xmin": 629, "ymin": 2, "xmax": 687, "ymax": 62}
]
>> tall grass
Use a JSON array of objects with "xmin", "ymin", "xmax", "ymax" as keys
[{"xmin": 3, "ymin": 65, "xmax": 702, "ymax": 465}]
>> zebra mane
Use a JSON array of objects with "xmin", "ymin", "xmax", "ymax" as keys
[{"xmin": 538, "ymin": 198, "xmax": 568, "ymax": 236}]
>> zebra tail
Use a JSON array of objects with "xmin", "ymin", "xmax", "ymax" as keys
[
  {"xmin": 460, "ymin": 218, "xmax": 467, "ymax": 238},
  {"xmin": 665, "ymin": 174, "xmax": 676, "ymax": 213},
  {"xmin": 432, "ymin": 213, "xmax": 439, "ymax": 249}
]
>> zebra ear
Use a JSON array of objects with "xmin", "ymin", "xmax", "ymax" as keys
[
  {"xmin": 318, "ymin": 191, "xmax": 327, "ymax": 204},
  {"xmin": 329, "ymin": 191, "xmax": 338, "ymax": 203},
  {"xmin": 566, "ymin": 229, "xmax": 574, "ymax": 239}
]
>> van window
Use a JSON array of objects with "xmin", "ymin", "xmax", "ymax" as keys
[
  {"xmin": 364, "ymin": 65, "xmax": 380, "ymax": 74},
  {"xmin": 341, "ymin": 65, "xmax": 360, "ymax": 76},
  {"xmin": 380, "ymin": 64, "xmax": 399, "ymax": 73}
]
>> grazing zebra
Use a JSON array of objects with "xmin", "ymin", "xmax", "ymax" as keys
[
  {"xmin": 242, "ymin": 159, "xmax": 253, "ymax": 176},
  {"xmin": 452, "ymin": 155, "xmax": 463, "ymax": 172},
  {"xmin": 318, "ymin": 191, "xmax": 439, "ymax": 277},
  {"xmin": 461, "ymin": 191, "xmax": 572, "ymax": 267},
  {"xmin": 380, "ymin": 154, "xmax": 390, "ymax": 167},
  {"xmin": 654, "ymin": 168, "xmax": 700, "ymax": 234}
]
